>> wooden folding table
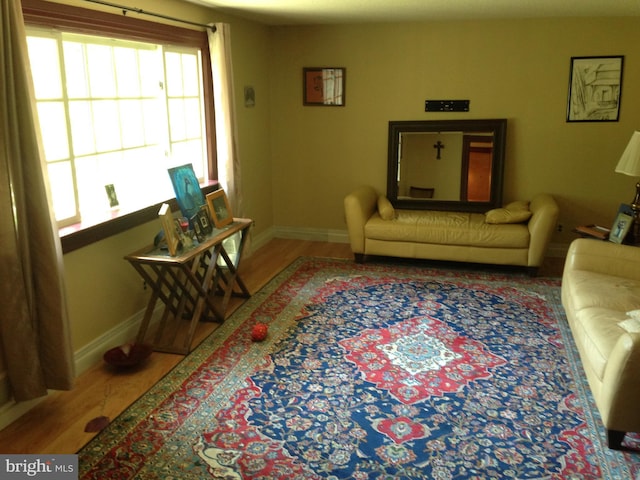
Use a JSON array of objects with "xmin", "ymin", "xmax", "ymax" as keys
[{"xmin": 125, "ymin": 218, "xmax": 252, "ymax": 354}]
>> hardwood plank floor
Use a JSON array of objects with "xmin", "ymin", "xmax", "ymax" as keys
[{"xmin": 0, "ymin": 239, "xmax": 563, "ymax": 454}]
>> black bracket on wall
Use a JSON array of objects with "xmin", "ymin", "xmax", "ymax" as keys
[{"xmin": 425, "ymin": 100, "xmax": 470, "ymax": 112}]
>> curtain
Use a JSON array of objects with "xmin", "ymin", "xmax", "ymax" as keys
[
  {"xmin": 208, "ymin": 23, "xmax": 244, "ymax": 261},
  {"xmin": 0, "ymin": 1, "xmax": 74, "ymax": 401},
  {"xmin": 208, "ymin": 23, "xmax": 243, "ymax": 217}
]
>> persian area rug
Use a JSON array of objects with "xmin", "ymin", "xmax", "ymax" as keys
[{"xmin": 79, "ymin": 257, "xmax": 640, "ymax": 479}]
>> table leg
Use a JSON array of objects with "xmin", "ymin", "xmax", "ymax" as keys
[
  {"xmin": 181, "ymin": 245, "xmax": 225, "ymax": 352},
  {"xmin": 136, "ymin": 289, "xmax": 159, "ymax": 345}
]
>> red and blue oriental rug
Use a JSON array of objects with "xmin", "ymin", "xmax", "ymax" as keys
[{"xmin": 79, "ymin": 257, "xmax": 640, "ymax": 479}]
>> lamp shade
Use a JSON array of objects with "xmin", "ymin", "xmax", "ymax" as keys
[{"xmin": 615, "ymin": 131, "xmax": 640, "ymax": 177}]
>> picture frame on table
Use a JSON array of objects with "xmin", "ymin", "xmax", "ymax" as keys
[
  {"xmin": 167, "ymin": 163, "xmax": 206, "ymax": 220},
  {"xmin": 609, "ymin": 204, "xmax": 634, "ymax": 244},
  {"xmin": 158, "ymin": 203, "xmax": 181, "ymax": 256},
  {"xmin": 206, "ymin": 189, "xmax": 234, "ymax": 228},
  {"xmin": 190, "ymin": 205, "xmax": 213, "ymax": 242}
]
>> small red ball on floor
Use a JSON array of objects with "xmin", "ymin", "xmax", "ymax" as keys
[{"xmin": 251, "ymin": 323, "xmax": 268, "ymax": 342}]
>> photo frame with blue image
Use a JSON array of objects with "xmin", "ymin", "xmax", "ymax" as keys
[{"xmin": 167, "ymin": 164, "xmax": 206, "ymax": 221}]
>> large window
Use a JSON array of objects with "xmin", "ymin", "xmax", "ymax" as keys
[{"xmin": 22, "ymin": 0, "xmax": 216, "ymax": 235}]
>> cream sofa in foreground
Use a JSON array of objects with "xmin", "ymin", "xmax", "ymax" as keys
[
  {"xmin": 344, "ymin": 185, "xmax": 559, "ymax": 275},
  {"xmin": 562, "ymin": 238, "xmax": 640, "ymax": 449}
]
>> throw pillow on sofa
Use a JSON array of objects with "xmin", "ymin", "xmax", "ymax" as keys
[
  {"xmin": 377, "ymin": 196, "xmax": 396, "ymax": 220},
  {"xmin": 485, "ymin": 201, "xmax": 532, "ymax": 224}
]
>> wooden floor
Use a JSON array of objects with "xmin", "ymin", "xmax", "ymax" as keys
[{"xmin": 0, "ymin": 239, "xmax": 564, "ymax": 454}]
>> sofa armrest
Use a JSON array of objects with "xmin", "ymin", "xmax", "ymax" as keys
[
  {"xmin": 600, "ymin": 331, "xmax": 640, "ymax": 432},
  {"xmin": 527, "ymin": 193, "xmax": 559, "ymax": 266},
  {"xmin": 344, "ymin": 186, "xmax": 378, "ymax": 254},
  {"xmin": 563, "ymin": 238, "xmax": 640, "ymax": 282}
]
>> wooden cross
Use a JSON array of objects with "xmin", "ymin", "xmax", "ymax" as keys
[{"xmin": 433, "ymin": 140, "xmax": 445, "ymax": 159}]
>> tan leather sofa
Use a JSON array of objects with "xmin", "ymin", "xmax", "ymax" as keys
[
  {"xmin": 344, "ymin": 185, "xmax": 559, "ymax": 275},
  {"xmin": 562, "ymin": 238, "xmax": 640, "ymax": 449}
]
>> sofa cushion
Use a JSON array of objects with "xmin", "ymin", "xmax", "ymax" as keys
[
  {"xmin": 365, "ymin": 209, "xmax": 530, "ymax": 248},
  {"xmin": 485, "ymin": 206, "xmax": 532, "ymax": 224},
  {"xmin": 377, "ymin": 196, "xmax": 395, "ymax": 220},
  {"xmin": 564, "ymin": 270, "xmax": 640, "ymax": 313},
  {"xmin": 563, "ymin": 268, "xmax": 640, "ymax": 381}
]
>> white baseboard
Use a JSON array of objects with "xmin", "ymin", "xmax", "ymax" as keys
[
  {"xmin": 273, "ymin": 226, "xmax": 350, "ymax": 244},
  {"xmin": 0, "ymin": 305, "xmax": 160, "ymax": 432},
  {"xmin": 249, "ymin": 225, "xmax": 276, "ymax": 252},
  {"xmin": 73, "ymin": 308, "xmax": 158, "ymax": 376},
  {"xmin": 245, "ymin": 226, "xmax": 349, "ymax": 259}
]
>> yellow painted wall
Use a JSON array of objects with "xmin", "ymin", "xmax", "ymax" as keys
[{"xmin": 269, "ymin": 19, "xmax": 640, "ymax": 243}]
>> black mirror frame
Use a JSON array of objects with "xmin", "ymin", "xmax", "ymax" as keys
[{"xmin": 386, "ymin": 118, "xmax": 507, "ymax": 213}]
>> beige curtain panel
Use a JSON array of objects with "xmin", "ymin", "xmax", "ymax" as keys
[
  {"xmin": 0, "ymin": 1, "xmax": 74, "ymax": 401},
  {"xmin": 209, "ymin": 23, "xmax": 245, "ymax": 257},
  {"xmin": 208, "ymin": 23, "xmax": 243, "ymax": 216}
]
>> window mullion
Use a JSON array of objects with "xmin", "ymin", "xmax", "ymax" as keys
[
  {"xmin": 60, "ymin": 37, "xmax": 82, "ymax": 225},
  {"xmin": 160, "ymin": 46, "xmax": 173, "ymax": 162}
]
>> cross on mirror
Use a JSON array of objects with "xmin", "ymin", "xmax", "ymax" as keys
[{"xmin": 433, "ymin": 140, "xmax": 445, "ymax": 159}]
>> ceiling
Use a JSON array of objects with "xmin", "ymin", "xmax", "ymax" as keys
[{"xmin": 187, "ymin": 0, "xmax": 640, "ymax": 25}]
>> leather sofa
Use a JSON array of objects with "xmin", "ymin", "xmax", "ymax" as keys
[
  {"xmin": 562, "ymin": 238, "xmax": 640, "ymax": 449},
  {"xmin": 344, "ymin": 185, "xmax": 559, "ymax": 275}
]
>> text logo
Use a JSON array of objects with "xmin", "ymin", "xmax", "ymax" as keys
[{"xmin": 0, "ymin": 455, "xmax": 77, "ymax": 479}]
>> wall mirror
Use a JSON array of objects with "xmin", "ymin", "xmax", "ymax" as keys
[{"xmin": 387, "ymin": 119, "xmax": 507, "ymax": 212}]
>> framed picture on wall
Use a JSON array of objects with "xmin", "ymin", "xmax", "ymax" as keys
[
  {"xmin": 566, "ymin": 55, "xmax": 624, "ymax": 122},
  {"xmin": 303, "ymin": 67, "xmax": 346, "ymax": 106}
]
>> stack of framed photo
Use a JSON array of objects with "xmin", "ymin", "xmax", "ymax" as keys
[
  {"xmin": 190, "ymin": 205, "xmax": 213, "ymax": 242},
  {"xmin": 167, "ymin": 164, "xmax": 236, "ymax": 243},
  {"xmin": 168, "ymin": 163, "xmax": 213, "ymax": 242}
]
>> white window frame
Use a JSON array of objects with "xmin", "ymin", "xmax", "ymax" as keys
[
  {"xmin": 22, "ymin": 0, "xmax": 217, "ymax": 252},
  {"xmin": 27, "ymin": 28, "xmax": 208, "ymax": 228}
]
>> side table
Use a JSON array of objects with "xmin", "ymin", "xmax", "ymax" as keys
[
  {"xmin": 125, "ymin": 218, "xmax": 252, "ymax": 354},
  {"xmin": 574, "ymin": 224, "xmax": 610, "ymax": 240}
]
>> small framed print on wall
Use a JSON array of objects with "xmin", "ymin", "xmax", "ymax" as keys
[
  {"xmin": 303, "ymin": 67, "xmax": 345, "ymax": 106},
  {"xmin": 566, "ymin": 55, "xmax": 624, "ymax": 122}
]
